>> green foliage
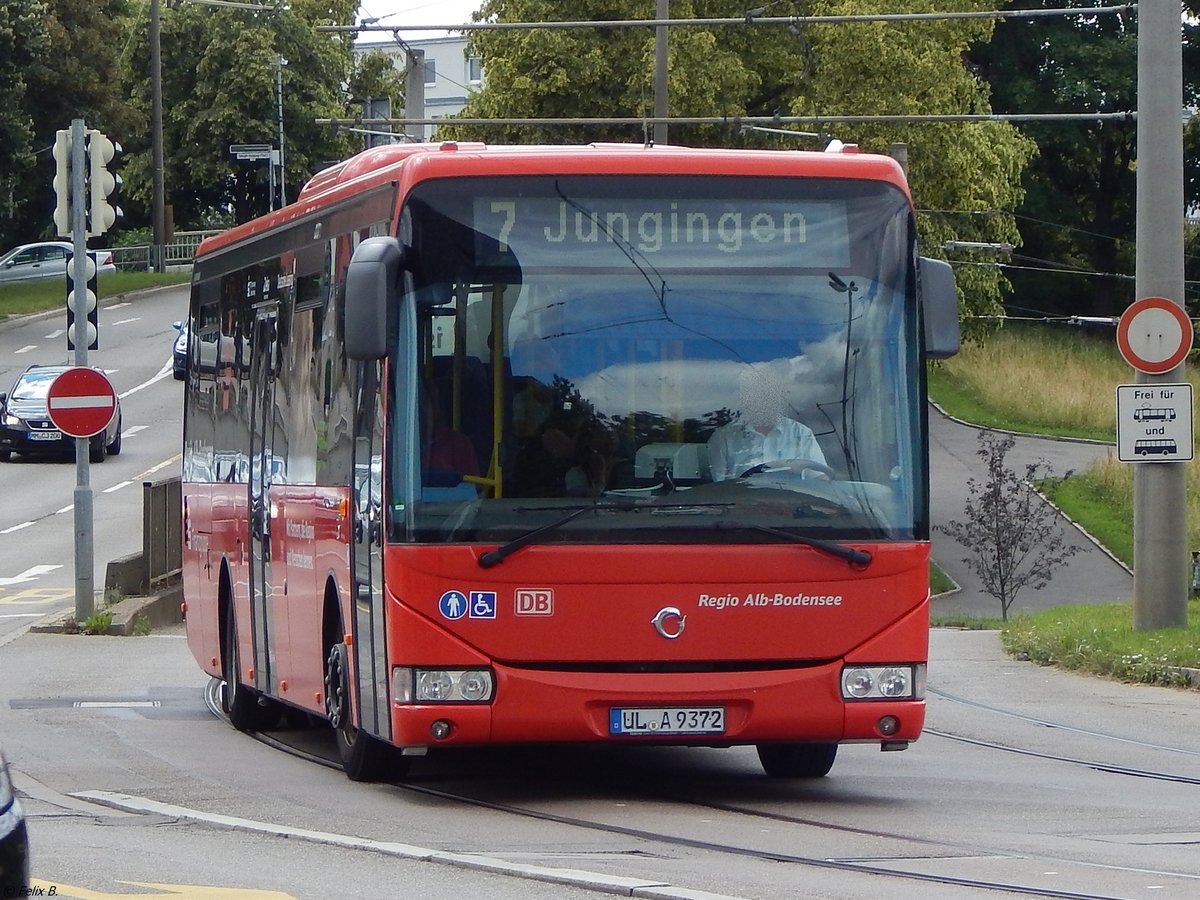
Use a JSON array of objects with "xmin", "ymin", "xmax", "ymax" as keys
[
  {"xmin": 348, "ymin": 48, "xmax": 408, "ymax": 129},
  {"xmin": 967, "ymin": 2, "xmax": 1151, "ymax": 319},
  {"xmin": 448, "ymin": 0, "xmax": 1034, "ymax": 324},
  {"xmin": 0, "ymin": 270, "xmax": 190, "ymax": 318},
  {"xmin": 81, "ymin": 611, "xmax": 113, "ymax": 635},
  {"xmin": 119, "ymin": 0, "xmax": 361, "ymax": 225},
  {"xmin": 0, "ymin": 1, "xmax": 50, "ymax": 247},
  {"xmin": 795, "ymin": 1, "xmax": 1034, "ymax": 325},
  {"xmin": 1041, "ymin": 469, "xmax": 1133, "ymax": 569},
  {"xmin": 6, "ymin": 1, "xmax": 135, "ymax": 250},
  {"xmin": 929, "ymin": 560, "xmax": 957, "ymax": 596},
  {"xmin": 1002, "ymin": 603, "xmax": 1200, "ymax": 686},
  {"xmin": 928, "ymin": 324, "xmax": 1126, "ymax": 441}
]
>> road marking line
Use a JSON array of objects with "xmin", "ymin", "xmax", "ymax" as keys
[
  {"xmin": 123, "ymin": 425, "xmax": 149, "ymax": 437},
  {"xmin": 103, "ymin": 481, "xmax": 132, "ymax": 494},
  {"xmin": 15, "ymin": 344, "xmax": 36, "ymax": 354},
  {"xmin": 74, "ymin": 791, "xmax": 711, "ymax": 898},
  {"xmin": 0, "ymin": 522, "xmax": 34, "ymax": 534}
]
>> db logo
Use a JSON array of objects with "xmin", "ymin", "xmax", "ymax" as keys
[{"xmin": 515, "ymin": 589, "xmax": 554, "ymax": 616}]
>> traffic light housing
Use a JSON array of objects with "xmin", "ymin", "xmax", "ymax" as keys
[
  {"xmin": 52, "ymin": 130, "xmax": 72, "ymax": 237},
  {"xmin": 86, "ymin": 130, "xmax": 122, "ymax": 237},
  {"xmin": 66, "ymin": 252, "xmax": 99, "ymax": 351}
]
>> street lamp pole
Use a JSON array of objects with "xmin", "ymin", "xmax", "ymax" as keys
[
  {"xmin": 150, "ymin": 0, "xmax": 165, "ymax": 272},
  {"xmin": 276, "ymin": 54, "xmax": 287, "ymax": 208}
]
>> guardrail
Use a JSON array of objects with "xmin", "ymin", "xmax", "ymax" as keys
[{"xmin": 111, "ymin": 230, "xmax": 221, "ymax": 271}]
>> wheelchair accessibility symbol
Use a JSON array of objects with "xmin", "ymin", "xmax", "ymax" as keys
[{"xmin": 469, "ymin": 591, "xmax": 497, "ymax": 619}]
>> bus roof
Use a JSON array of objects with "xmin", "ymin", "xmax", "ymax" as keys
[{"xmin": 196, "ymin": 142, "xmax": 911, "ymax": 259}]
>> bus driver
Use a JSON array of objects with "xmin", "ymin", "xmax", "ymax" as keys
[{"xmin": 707, "ymin": 362, "xmax": 828, "ymax": 481}]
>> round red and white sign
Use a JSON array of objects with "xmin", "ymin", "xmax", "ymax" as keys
[
  {"xmin": 1116, "ymin": 296, "xmax": 1194, "ymax": 375},
  {"xmin": 47, "ymin": 367, "xmax": 117, "ymax": 438}
]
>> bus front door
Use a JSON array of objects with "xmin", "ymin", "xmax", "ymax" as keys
[
  {"xmin": 247, "ymin": 306, "xmax": 280, "ymax": 695},
  {"xmin": 350, "ymin": 359, "xmax": 390, "ymax": 742}
]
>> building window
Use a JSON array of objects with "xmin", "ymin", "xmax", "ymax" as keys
[
  {"xmin": 467, "ymin": 56, "xmax": 483, "ymax": 83},
  {"xmin": 424, "ymin": 58, "xmax": 436, "ymax": 85}
]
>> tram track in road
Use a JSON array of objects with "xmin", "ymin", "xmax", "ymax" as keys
[
  {"xmin": 926, "ymin": 686, "xmax": 1200, "ymax": 785},
  {"xmin": 195, "ymin": 678, "xmax": 1193, "ymax": 900}
]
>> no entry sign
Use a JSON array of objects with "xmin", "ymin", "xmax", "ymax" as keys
[{"xmin": 47, "ymin": 367, "xmax": 116, "ymax": 438}]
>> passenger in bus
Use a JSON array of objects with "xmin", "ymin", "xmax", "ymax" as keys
[
  {"xmin": 707, "ymin": 363, "xmax": 828, "ymax": 480},
  {"xmin": 420, "ymin": 386, "xmax": 480, "ymax": 487},
  {"xmin": 543, "ymin": 419, "xmax": 624, "ymax": 496}
]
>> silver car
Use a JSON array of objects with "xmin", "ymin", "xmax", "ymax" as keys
[{"xmin": 0, "ymin": 241, "xmax": 116, "ymax": 284}]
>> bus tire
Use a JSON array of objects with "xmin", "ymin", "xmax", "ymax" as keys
[
  {"xmin": 755, "ymin": 742, "xmax": 837, "ymax": 778},
  {"xmin": 324, "ymin": 641, "xmax": 401, "ymax": 782},
  {"xmin": 221, "ymin": 608, "xmax": 277, "ymax": 732}
]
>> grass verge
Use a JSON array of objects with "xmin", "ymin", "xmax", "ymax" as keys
[
  {"xmin": 0, "ymin": 271, "xmax": 190, "ymax": 319},
  {"xmin": 929, "ymin": 323, "xmax": 1199, "ymax": 688},
  {"xmin": 1002, "ymin": 602, "xmax": 1200, "ymax": 686}
]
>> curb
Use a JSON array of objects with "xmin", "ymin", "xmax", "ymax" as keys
[{"xmin": 29, "ymin": 583, "xmax": 183, "ymax": 636}]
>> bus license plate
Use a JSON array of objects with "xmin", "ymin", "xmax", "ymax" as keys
[
  {"xmin": 610, "ymin": 706, "xmax": 725, "ymax": 736},
  {"xmin": 29, "ymin": 430, "xmax": 61, "ymax": 441}
]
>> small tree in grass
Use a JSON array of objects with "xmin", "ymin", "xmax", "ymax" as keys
[{"xmin": 939, "ymin": 430, "xmax": 1080, "ymax": 620}]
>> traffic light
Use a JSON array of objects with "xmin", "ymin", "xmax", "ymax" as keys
[
  {"xmin": 52, "ymin": 130, "xmax": 73, "ymax": 237},
  {"xmin": 66, "ymin": 252, "xmax": 99, "ymax": 351},
  {"xmin": 86, "ymin": 130, "xmax": 122, "ymax": 237}
]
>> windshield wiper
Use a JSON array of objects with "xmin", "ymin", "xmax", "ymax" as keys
[
  {"xmin": 725, "ymin": 523, "xmax": 873, "ymax": 569},
  {"xmin": 477, "ymin": 500, "xmax": 729, "ymax": 568}
]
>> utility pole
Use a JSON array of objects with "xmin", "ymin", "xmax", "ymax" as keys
[
  {"xmin": 653, "ymin": 0, "xmax": 668, "ymax": 145},
  {"xmin": 405, "ymin": 47, "xmax": 426, "ymax": 142},
  {"xmin": 1132, "ymin": 2, "xmax": 1188, "ymax": 630}
]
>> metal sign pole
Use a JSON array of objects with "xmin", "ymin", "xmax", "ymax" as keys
[{"xmin": 69, "ymin": 118, "xmax": 95, "ymax": 623}]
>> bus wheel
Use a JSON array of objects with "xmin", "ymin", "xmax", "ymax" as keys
[
  {"xmin": 221, "ymin": 610, "xmax": 277, "ymax": 732},
  {"xmin": 755, "ymin": 742, "xmax": 837, "ymax": 778},
  {"xmin": 324, "ymin": 642, "xmax": 400, "ymax": 782}
]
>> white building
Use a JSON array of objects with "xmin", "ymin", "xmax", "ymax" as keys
[{"xmin": 353, "ymin": 35, "xmax": 484, "ymax": 142}]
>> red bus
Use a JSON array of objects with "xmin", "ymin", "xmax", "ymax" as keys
[{"xmin": 181, "ymin": 142, "xmax": 959, "ymax": 781}]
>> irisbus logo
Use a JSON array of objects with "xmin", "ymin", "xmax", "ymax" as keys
[{"xmin": 515, "ymin": 589, "xmax": 554, "ymax": 616}]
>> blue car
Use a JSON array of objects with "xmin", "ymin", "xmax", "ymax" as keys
[
  {"xmin": 173, "ymin": 321, "xmax": 188, "ymax": 380},
  {"xmin": 0, "ymin": 753, "xmax": 29, "ymax": 896}
]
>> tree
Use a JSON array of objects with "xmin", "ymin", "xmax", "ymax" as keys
[
  {"xmin": 938, "ymin": 430, "xmax": 1079, "ymax": 620},
  {"xmin": 347, "ymin": 49, "xmax": 408, "ymax": 150},
  {"xmin": 971, "ymin": 2, "xmax": 1200, "ymax": 319},
  {"xmin": 447, "ymin": 0, "xmax": 1035, "ymax": 326},
  {"xmin": 968, "ymin": 1, "xmax": 1139, "ymax": 319},
  {"xmin": 119, "ymin": 0, "xmax": 361, "ymax": 226},
  {"xmin": 0, "ymin": 1, "xmax": 48, "ymax": 248},
  {"xmin": 5, "ymin": 0, "xmax": 134, "ymax": 250}
]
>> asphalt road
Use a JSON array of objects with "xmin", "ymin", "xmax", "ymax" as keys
[{"xmin": 928, "ymin": 405, "xmax": 1133, "ymax": 618}]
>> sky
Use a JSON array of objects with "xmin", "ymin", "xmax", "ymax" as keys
[{"xmin": 353, "ymin": 1, "xmax": 484, "ymax": 39}]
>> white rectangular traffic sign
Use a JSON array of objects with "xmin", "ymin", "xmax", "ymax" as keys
[{"xmin": 1115, "ymin": 383, "xmax": 1194, "ymax": 462}]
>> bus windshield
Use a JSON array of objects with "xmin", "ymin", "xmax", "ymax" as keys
[{"xmin": 390, "ymin": 175, "xmax": 923, "ymax": 546}]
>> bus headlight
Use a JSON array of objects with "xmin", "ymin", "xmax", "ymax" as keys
[
  {"xmin": 841, "ymin": 664, "xmax": 925, "ymax": 701},
  {"xmin": 393, "ymin": 667, "xmax": 494, "ymax": 704}
]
